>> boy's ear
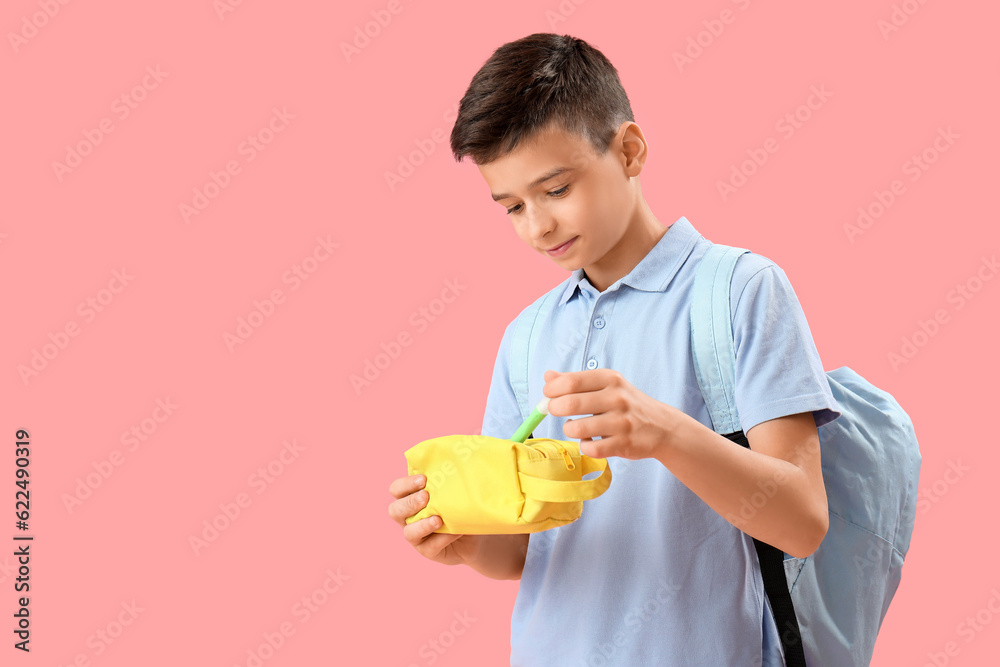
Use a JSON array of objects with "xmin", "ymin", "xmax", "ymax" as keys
[{"xmin": 619, "ymin": 122, "xmax": 648, "ymax": 176}]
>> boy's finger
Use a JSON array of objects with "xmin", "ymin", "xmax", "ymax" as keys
[
  {"xmin": 388, "ymin": 474, "xmax": 426, "ymax": 499},
  {"xmin": 387, "ymin": 489, "xmax": 427, "ymax": 525},
  {"xmin": 403, "ymin": 515, "xmax": 442, "ymax": 544}
]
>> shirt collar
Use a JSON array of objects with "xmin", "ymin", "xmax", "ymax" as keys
[{"xmin": 557, "ymin": 216, "xmax": 704, "ymax": 306}]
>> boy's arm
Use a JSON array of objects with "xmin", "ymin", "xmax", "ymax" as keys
[
  {"xmin": 654, "ymin": 410, "xmax": 827, "ymax": 559},
  {"xmin": 461, "ymin": 534, "xmax": 530, "ymax": 580},
  {"xmin": 657, "ymin": 259, "xmax": 839, "ymax": 558}
]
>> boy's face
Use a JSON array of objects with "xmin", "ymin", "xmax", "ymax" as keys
[{"xmin": 477, "ymin": 120, "xmax": 636, "ymax": 274}]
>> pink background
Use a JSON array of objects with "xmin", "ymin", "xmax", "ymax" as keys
[{"xmin": 2, "ymin": 1, "xmax": 997, "ymax": 665}]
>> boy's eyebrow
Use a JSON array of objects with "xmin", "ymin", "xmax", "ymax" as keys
[{"xmin": 491, "ymin": 167, "xmax": 574, "ymax": 201}]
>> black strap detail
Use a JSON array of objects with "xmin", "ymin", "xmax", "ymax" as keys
[{"xmin": 723, "ymin": 431, "xmax": 807, "ymax": 667}]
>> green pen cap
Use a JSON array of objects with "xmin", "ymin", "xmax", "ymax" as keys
[{"xmin": 511, "ymin": 397, "xmax": 551, "ymax": 443}]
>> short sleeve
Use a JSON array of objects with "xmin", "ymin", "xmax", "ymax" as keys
[
  {"xmin": 480, "ymin": 317, "xmax": 527, "ymax": 440},
  {"xmin": 730, "ymin": 255, "xmax": 841, "ymax": 433}
]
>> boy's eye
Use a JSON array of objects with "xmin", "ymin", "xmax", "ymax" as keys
[{"xmin": 506, "ymin": 185, "xmax": 571, "ymax": 216}]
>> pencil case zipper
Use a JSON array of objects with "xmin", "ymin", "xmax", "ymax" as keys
[{"xmin": 524, "ymin": 439, "xmax": 576, "ymax": 471}]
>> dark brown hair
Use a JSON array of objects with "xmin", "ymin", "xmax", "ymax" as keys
[{"xmin": 450, "ymin": 33, "xmax": 635, "ymax": 165}]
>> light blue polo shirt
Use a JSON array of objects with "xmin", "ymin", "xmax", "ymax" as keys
[{"xmin": 480, "ymin": 216, "xmax": 842, "ymax": 666}]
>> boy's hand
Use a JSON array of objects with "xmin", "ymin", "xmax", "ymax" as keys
[
  {"xmin": 387, "ymin": 474, "xmax": 529, "ymax": 580},
  {"xmin": 387, "ymin": 474, "xmax": 475, "ymax": 567},
  {"xmin": 543, "ymin": 369, "xmax": 679, "ymax": 461}
]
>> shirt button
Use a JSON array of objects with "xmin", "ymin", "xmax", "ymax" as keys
[
  {"xmin": 586, "ymin": 358, "xmax": 598, "ymax": 370},
  {"xmin": 593, "ymin": 317, "xmax": 605, "ymax": 329}
]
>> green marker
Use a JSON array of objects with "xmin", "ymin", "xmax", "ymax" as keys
[{"xmin": 511, "ymin": 397, "xmax": 551, "ymax": 443}]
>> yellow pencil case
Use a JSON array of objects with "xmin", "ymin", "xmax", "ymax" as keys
[{"xmin": 403, "ymin": 434, "xmax": 612, "ymax": 534}]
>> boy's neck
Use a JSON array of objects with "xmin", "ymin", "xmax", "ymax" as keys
[{"xmin": 583, "ymin": 198, "xmax": 669, "ymax": 293}]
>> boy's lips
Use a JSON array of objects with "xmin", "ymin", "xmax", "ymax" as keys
[{"xmin": 545, "ymin": 236, "xmax": 578, "ymax": 256}]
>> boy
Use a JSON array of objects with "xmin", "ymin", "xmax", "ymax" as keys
[{"xmin": 387, "ymin": 33, "xmax": 841, "ymax": 666}]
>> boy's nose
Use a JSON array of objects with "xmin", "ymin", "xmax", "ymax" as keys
[{"xmin": 526, "ymin": 210, "xmax": 556, "ymax": 243}]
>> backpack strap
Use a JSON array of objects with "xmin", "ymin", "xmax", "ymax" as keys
[
  {"xmin": 690, "ymin": 244, "xmax": 747, "ymax": 435},
  {"xmin": 690, "ymin": 244, "xmax": 807, "ymax": 667},
  {"xmin": 509, "ymin": 289, "xmax": 558, "ymax": 424}
]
